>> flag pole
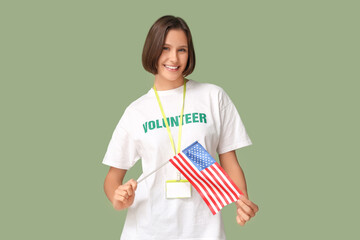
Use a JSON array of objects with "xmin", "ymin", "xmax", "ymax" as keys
[{"xmin": 137, "ymin": 160, "xmax": 170, "ymax": 183}]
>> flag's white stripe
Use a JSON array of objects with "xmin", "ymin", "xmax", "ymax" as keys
[
  {"xmin": 182, "ymin": 154, "xmax": 227, "ymax": 209},
  {"xmin": 207, "ymin": 166, "xmax": 237, "ymax": 202},
  {"xmin": 204, "ymin": 167, "xmax": 232, "ymax": 204},
  {"xmin": 206, "ymin": 166, "xmax": 234, "ymax": 203},
  {"xmin": 176, "ymin": 156, "xmax": 220, "ymax": 214},
  {"xmin": 171, "ymin": 156, "xmax": 219, "ymax": 213},
  {"xmin": 212, "ymin": 165, "xmax": 241, "ymax": 197},
  {"xmin": 180, "ymin": 154, "xmax": 224, "ymax": 210},
  {"xmin": 178, "ymin": 155, "xmax": 223, "ymax": 211},
  {"xmin": 181, "ymin": 153, "xmax": 229, "ymax": 204},
  {"xmin": 200, "ymin": 168, "xmax": 228, "ymax": 206}
]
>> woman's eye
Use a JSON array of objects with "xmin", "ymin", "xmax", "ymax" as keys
[
  {"xmin": 163, "ymin": 47, "xmax": 169, "ymax": 50},
  {"xmin": 179, "ymin": 49, "xmax": 186, "ymax": 52}
]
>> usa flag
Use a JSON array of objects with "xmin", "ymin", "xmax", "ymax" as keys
[{"xmin": 169, "ymin": 141, "xmax": 244, "ymax": 215}]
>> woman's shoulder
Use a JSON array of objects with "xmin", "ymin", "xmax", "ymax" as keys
[
  {"xmin": 189, "ymin": 79, "xmax": 229, "ymax": 100},
  {"xmin": 117, "ymin": 92, "xmax": 153, "ymax": 128},
  {"xmin": 189, "ymin": 79, "xmax": 234, "ymax": 109},
  {"xmin": 123, "ymin": 91, "xmax": 153, "ymax": 115},
  {"xmin": 189, "ymin": 79, "xmax": 226, "ymax": 93}
]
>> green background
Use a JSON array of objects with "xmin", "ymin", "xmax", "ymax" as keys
[{"xmin": 1, "ymin": 0, "xmax": 359, "ymax": 239}]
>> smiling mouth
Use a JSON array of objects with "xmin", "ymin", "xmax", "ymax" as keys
[{"xmin": 164, "ymin": 65, "xmax": 180, "ymax": 71}]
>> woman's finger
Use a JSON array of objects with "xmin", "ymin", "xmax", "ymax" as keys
[
  {"xmin": 237, "ymin": 207, "xmax": 251, "ymax": 222},
  {"xmin": 121, "ymin": 179, "xmax": 137, "ymax": 197},
  {"xmin": 114, "ymin": 194, "xmax": 126, "ymax": 202},
  {"xmin": 124, "ymin": 184, "xmax": 134, "ymax": 197},
  {"xmin": 238, "ymin": 195, "xmax": 259, "ymax": 213},
  {"xmin": 236, "ymin": 215, "xmax": 246, "ymax": 226},
  {"xmin": 116, "ymin": 189, "xmax": 129, "ymax": 199},
  {"xmin": 128, "ymin": 179, "xmax": 138, "ymax": 191},
  {"xmin": 236, "ymin": 199, "xmax": 255, "ymax": 218}
]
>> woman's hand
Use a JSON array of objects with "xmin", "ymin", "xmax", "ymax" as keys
[
  {"xmin": 112, "ymin": 179, "xmax": 137, "ymax": 210},
  {"xmin": 235, "ymin": 195, "xmax": 259, "ymax": 226}
]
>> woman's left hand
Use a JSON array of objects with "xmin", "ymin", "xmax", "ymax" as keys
[{"xmin": 235, "ymin": 195, "xmax": 259, "ymax": 226}]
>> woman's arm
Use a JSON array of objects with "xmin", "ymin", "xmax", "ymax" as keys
[
  {"xmin": 219, "ymin": 151, "xmax": 259, "ymax": 225},
  {"xmin": 104, "ymin": 167, "xmax": 137, "ymax": 210},
  {"xmin": 219, "ymin": 151, "xmax": 248, "ymax": 198}
]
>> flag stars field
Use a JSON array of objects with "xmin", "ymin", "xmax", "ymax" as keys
[{"xmin": 183, "ymin": 143, "xmax": 215, "ymax": 171}]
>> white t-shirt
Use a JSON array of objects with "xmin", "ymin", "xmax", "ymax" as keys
[{"xmin": 103, "ymin": 79, "xmax": 252, "ymax": 240}]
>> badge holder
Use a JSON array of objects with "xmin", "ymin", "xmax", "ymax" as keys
[{"xmin": 165, "ymin": 180, "xmax": 192, "ymax": 199}]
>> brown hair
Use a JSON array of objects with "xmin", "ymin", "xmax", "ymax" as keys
[{"xmin": 142, "ymin": 15, "xmax": 196, "ymax": 76}]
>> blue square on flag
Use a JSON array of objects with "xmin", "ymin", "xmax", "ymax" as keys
[
  {"xmin": 169, "ymin": 141, "xmax": 244, "ymax": 215},
  {"xmin": 182, "ymin": 142, "xmax": 216, "ymax": 171}
]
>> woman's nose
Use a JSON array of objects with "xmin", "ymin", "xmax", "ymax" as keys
[{"xmin": 169, "ymin": 50, "xmax": 178, "ymax": 62}]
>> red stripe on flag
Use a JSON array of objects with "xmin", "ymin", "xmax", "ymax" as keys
[
  {"xmin": 204, "ymin": 168, "xmax": 231, "ymax": 205},
  {"xmin": 171, "ymin": 156, "xmax": 218, "ymax": 215},
  {"xmin": 212, "ymin": 165, "xmax": 240, "ymax": 200},
  {"xmin": 170, "ymin": 157, "xmax": 215, "ymax": 213},
  {"xmin": 209, "ymin": 165, "xmax": 237, "ymax": 202},
  {"xmin": 213, "ymin": 163, "xmax": 241, "ymax": 201},
  {"xmin": 178, "ymin": 154, "xmax": 224, "ymax": 210},
  {"xmin": 175, "ymin": 155, "xmax": 220, "ymax": 213},
  {"xmin": 213, "ymin": 162, "xmax": 243, "ymax": 196},
  {"xmin": 170, "ymin": 158, "xmax": 216, "ymax": 215},
  {"xmin": 201, "ymin": 168, "xmax": 229, "ymax": 206}
]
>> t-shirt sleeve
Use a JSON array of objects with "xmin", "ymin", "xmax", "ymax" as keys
[
  {"xmin": 217, "ymin": 90, "xmax": 252, "ymax": 154},
  {"xmin": 102, "ymin": 117, "xmax": 140, "ymax": 170}
]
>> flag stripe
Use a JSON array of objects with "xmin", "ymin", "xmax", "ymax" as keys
[
  {"xmin": 215, "ymin": 163, "xmax": 244, "ymax": 195},
  {"xmin": 201, "ymin": 168, "xmax": 229, "ymax": 206},
  {"xmin": 214, "ymin": 163, "xmax": 241, "ymax": 200},
  {"xmin": 207, "ymin": 165, "xmax": 237, "ymax": 202},
  {"xmin": 171, "ymin": 156, "xmax": 217, "ymax": 213},
  {"xmin": 205, "ymin": 167, "xmax": 232, "ymax": 204},
  {"xmin": 171, "ymin": 156, "xmax": 218, "ymax": 214},
  {"xmin": 208, "ymin": 165, "xmax": 237, "ymax": 202},
  {"xmin": 169, "ymin": 158, "xmax": 216, "ymax": 215},
  {"xmin": 212, "ymin": 165, "xmax": 240, "ymax": 200},
  {"xmin": 193, "ymin": 167, "xmax": 226, "ymax": 208},
  {"xmin": 186, "ymin": 156, "xmax": 227, "ymax": 207},
  {"xmin": 179, "ymin": 153, "xmax": 222, "ymax": 211},
  {"xmin": 179, "ymin": 153, "xmax": 224, "ymax": 210}
]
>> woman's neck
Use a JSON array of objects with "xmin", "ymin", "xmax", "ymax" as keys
[{"xmin": 153, "ymin": 77, "xmax": 188, "ymax": 91}]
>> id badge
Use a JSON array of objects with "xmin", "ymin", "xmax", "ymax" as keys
[{"xmin": 165, "ymin": 180, "xmax": 192, "ymax": 199}]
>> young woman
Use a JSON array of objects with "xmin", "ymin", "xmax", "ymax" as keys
[{"xmin": 103, "ymin": 15, "xmax": 258, "ymax": 240}]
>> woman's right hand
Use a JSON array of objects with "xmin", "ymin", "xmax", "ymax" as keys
[{"xmin": 112, "ymin": 179, "xmax": 137, "ymax": 210}]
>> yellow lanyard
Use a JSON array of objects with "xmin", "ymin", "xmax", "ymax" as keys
[{"xmin": 153, "ymin": 79, "xmax": 186, "ymax": 155}]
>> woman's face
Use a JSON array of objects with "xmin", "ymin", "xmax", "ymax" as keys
[{"xmin": 156, "ymin": 29, "xmax": 189, "ymax": 85}]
